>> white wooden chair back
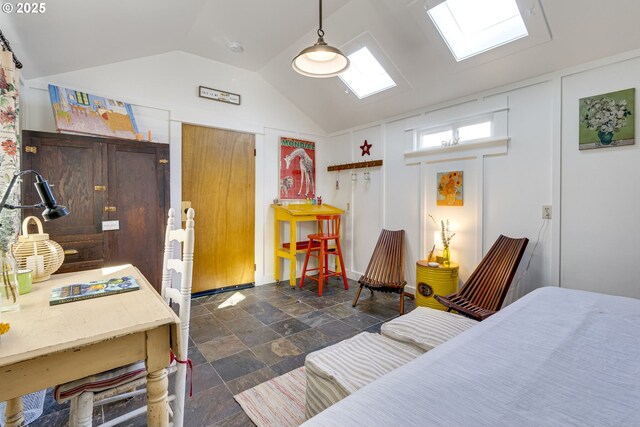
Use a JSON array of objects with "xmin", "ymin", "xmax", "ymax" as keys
[
  {"xmin": 160, "ymin": 207, "xmax": 194, "ymax": 427},
  {"xmin": 58, "ymin": 209, "xmax": 195, "ymax": 427}
]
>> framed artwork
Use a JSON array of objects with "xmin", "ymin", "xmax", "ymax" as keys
[
  {"xmin": 279, "ymin": 137, "xmax": 315, "ymax": 200},
  {"xmin": 48, "ymin": 84, "xmax": 140, "ymax": 140},
  {"xmin": 198, "ymin": 86, "xmax": 241, "ymax": 105},
  {"xmin": 437, "ymin": 171, "xmax": 463, "ymax": 206},
  {"xmin": 579, "ymin": 88, "xmax": 635, "ymax": 150}
]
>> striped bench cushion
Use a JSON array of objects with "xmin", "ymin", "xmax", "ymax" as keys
[
  {"xmin": 304, "ymin": 332, "xmax": 422, "ymax": 419},
  {"xmin": 381, "ymin": 307, "xmax": 478, "ymax": 352},
  {"xmin": 54, "ymin": 361, "xmax": 146, "ymax": 402}
]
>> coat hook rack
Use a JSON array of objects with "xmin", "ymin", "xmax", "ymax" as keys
[{"xmin": 327, "ymin": 159, "xmax": 383, "ymax": 172}]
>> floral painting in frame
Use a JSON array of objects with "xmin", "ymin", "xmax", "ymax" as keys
[
  {"xmin": 279, "ymin": 137, "xmax": 315, "ymax": 200},
  {"xmin": 437, "ymin": 171, "xmax": 463, "ymax": 206},
  {"xmin": 579, "ymin": 88, "xmax": 634, "ymax": 150}
]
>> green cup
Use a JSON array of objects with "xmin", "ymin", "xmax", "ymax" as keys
[{"xmin": 17, "ymin": 269, "xmax": 32, "ymax": 295}]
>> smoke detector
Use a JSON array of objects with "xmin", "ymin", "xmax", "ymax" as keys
[{"xmin": 227, "ymin": 41, "xmax": 244, "ymax": 54}]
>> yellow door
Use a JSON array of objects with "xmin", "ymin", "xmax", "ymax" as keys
[{"xmin": 182, "ymin": 124, "xmax": 255, "ymax": 293}]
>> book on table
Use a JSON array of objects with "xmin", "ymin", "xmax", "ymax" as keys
[{"xmin": 49, "ymin": 276, "xmax": 140, "ymax": 305}]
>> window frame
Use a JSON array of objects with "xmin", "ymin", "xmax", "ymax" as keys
[
  {"xmin": 427, "ymin": 0, "xmax": 529, "ymax": 62},
  {"xmin": 338, "ymin": 46, "xmax": 397, "ymax": 100},
  {"xmin": 419, "ymin": 115, "xmax": 494, "ymax": 149}
]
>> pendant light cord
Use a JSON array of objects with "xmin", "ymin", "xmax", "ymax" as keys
[{"xmin": 317, "ymin": 0, "xmax": 324, "ymax": 38}]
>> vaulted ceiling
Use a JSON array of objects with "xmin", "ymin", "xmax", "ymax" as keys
[{"xmin": 3, "ymin": 0, "xmax": 640, "ymax": 133}]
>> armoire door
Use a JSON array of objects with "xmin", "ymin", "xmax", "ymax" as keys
[
  {"xmin": 21, "ymin": 132, "xmax": 107, "ymax": 273},
  {"xmin": 106, "ymin": 144, "xmax": 170, "ymax": 289},
  {"xmin": 182, "ymin": 124, "xmax": 255, "ymax": 293},
  {"xmin": 21, "ymin": 131, "xmax": 169, "ymax": 288}
]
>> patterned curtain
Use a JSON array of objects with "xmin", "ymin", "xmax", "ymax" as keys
[{"xmin": 0, "ymin": 50, "xmax": 20, "ymax": 251}]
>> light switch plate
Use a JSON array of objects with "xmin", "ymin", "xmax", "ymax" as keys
[{"xmin": 102, "ymin": 220, "xmax": 120, "ymax": 231}]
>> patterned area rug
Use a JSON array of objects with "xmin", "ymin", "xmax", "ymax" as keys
[{"xmin": 234, "ymin": 366, "xmax": 307, "ymax": 427}]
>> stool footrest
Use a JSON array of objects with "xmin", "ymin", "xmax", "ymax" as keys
[{"xmin": 282, "ymin": 241, "xmax": 321, "ymax": 250}]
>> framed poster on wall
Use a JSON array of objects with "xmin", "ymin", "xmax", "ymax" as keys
[
  {"xmin": 48, "ymin": 84, "xmax": 140, "ymax": 140},
  {"xmin": 437, "ymin": 170, "xmax": 463, "ymax": 206},
  {"xmin": 279, "ymin": 137, "xmax": 316, "ymax": 200},
  {"xmin": 579, "ymin": 88, "xmax": 635, "ymax": 150}
]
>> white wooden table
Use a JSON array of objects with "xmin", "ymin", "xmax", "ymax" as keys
[{"xmin": 0, "ymin": 265, "xmax": 180, "ymax": 426}]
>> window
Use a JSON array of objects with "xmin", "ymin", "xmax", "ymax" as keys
[
  {"xmin": 420, "ymin": 118, "xmax": 492, "ymax": 149},
  {"xmin": 427, "ymin": 0, "xmax": 528, "ymax": 61},
  {"xmin": 339, "ymin": 47, "xmax": 396, "ymax": 99},
  {"xmin": 421, "ymin": 129, "xmax": 454, "ymax": 148},
  {"xmin": 457, "ymin": 121, "xmax": 492, "ymax": 141}
]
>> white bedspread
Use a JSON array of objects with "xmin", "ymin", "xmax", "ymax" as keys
[{"xmin": 302, "ymin": 287, "xmax": 640, "ymax": 427}]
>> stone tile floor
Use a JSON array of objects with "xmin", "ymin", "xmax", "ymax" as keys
[{"xmin": 31, "ymin": 277, "xmax": 414, "ymax": 427}]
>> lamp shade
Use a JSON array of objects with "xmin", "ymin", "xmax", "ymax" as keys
[
  {"xmin": 13, "ymin": 216, "xmax": 65, "ymax": 282},
  {"xmin": 434, "ymin": 231, "xmax": 444, "ymax": 250},
  {"xmin": 34, "ymin": 176, "xmax": 69, "ymax": 221},
  {"xmin": 43, "ymin": 205, "xmax": 69, "ymax": 221},
  {"xmin": 292, "ymin": 38, "xmax": 350, "ymax": 78}
]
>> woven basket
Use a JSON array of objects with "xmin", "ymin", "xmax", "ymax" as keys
[{"xmin": 12, "ymin": 216, "xmax": 65, "ymax": 282}]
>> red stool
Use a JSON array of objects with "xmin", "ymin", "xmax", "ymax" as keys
[{"xmin": 299, "ymin": 215, "xmax": 348, "ymax": 296}]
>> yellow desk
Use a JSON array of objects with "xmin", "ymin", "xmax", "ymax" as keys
[
  {"xmin": 272, "ymin": 204, "xmax": 345, "ymax": 287},
  {"xmin": 0, "ymin": 265, "xmax": 179, "ymax": 426}
]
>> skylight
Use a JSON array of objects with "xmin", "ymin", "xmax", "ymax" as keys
[
  {"xmin": 339, "ymin": 47, "xmax": 396, "ymax": 99},
  {"xmin": 428, "ymin": 0, "xmax": 528, "ymax": 61}
]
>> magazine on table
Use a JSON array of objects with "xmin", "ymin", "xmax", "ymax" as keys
[{"xmin": 49, "ymin": 275, "xmax": 140, "ymax": 305}]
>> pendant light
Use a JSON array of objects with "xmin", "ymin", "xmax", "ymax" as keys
[{"xmin": 292, "ymin": 0, "xmax": 350, "ymax": 78}]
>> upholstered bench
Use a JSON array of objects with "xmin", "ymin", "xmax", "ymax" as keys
[
  {"xmin": 304, "ymin": 332, "xmax": 422, "ymax": 419},
  {"xmin": 381, "ymin": 307, "xmax": 478, "ymax": 352}
]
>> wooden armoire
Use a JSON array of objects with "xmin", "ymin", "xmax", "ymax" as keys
[{"xmin": 21, "ymin": 130, "xmax": 170, "ymax": 291}]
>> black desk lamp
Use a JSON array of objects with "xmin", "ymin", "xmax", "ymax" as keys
[{"xmin": 0, "ymin": 170, "xmax": 69, "ymax": 222}]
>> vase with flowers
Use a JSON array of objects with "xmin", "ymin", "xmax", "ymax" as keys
[
  {"xmin": 581, "ymin": 96, "xmax": 632, "ymax": 146},
  {"xmin": 0, "ymin": 247, "xmax": 19, "ymax": 312},
  {"xmin": 0, "ymin": 186, "xmax": 19, "ymax": 312},
  {"xmin": 429, "ymin": 214, "xmax": 455, "ymax": 266}
]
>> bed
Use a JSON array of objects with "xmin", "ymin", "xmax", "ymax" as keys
[{"xmin": 302, "ymin": 287, "xmax": 640, "ymax": 426}]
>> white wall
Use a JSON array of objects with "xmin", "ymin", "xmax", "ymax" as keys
[
  {"xmin": 323, "ymin": 49, "xmax": 640, "ymax": 302},
  {"xmin": 323, "ymin": 86, "xmax": 554, "ymax": 302},
  {"xmin": 483, "ymin": 84, "xmax": 554, "ymax": 300},
  {"xmin": 22, "ymin": 50, "xmax": 326, "ymax": 287},
  {"xmin": 561, "ymin": 56, "xmax": 640, "ymax": 299}
]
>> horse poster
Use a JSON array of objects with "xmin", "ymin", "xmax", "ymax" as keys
[{"xmin": 279, "ymin": 137, "xmax": 316, "ymax": 200}]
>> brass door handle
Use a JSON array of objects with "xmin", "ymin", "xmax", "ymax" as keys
[{"xmin": 64, "ymin": 249, "xmax": 79, "ymax": 255}]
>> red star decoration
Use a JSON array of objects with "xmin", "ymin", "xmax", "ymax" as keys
[{"xmin": 360, "ymin": 140, "xmax": 372, "ymax": 156}]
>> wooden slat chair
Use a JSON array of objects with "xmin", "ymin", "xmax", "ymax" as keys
[
  {"xmin": 352, "ymin": 229, "xmax": 411, "ymax": 314},
  {"xmin": 434, "ymin": 234, "xmax": 528, "ymax": 321},
  {"xmin": 55, "ymin": 208, "xmax": 195, "ymax": 427}
]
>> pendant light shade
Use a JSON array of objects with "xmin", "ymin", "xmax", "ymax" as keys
[{"xmin": 292, "ymin": 0, "xmax": 349, "ymax": 78}]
